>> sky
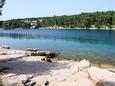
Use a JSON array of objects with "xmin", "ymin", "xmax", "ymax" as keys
[{"xmin": 0, "ymin": 0, "xmax": 115, "ymax": 20}]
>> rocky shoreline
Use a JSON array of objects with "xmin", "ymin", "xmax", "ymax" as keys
[{"xmin": 0, "ymin": 46, "xmax": 115, "ymax": 86}]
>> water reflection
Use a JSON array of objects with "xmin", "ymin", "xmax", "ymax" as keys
[
  {"xmin": 0, "ymin": 29, "xmax": 115, "ymax": 45},
  {"xmin": 0, "ymin": 29, "xmax": 115, "ymax": 65}
]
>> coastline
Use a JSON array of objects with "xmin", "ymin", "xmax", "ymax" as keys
[
  {"xmin": 0, "ymin": 46, "xmax": 115, "ymax": 86},
  {"xmin": 1, "ymin": 27, "xmax": 115, "ymax": 30},
  {"xmin": 38, "ymin": 27, "xmax": 115, "ymax": 30}
]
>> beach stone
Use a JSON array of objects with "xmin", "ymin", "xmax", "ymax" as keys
[
  {"xmin": 22, "ymin": 76, "xmax": 36, "ymax": 86},
  {"xmin": 44, "ymin": 81, "xmax": 49, "ymax": 86},
  {"xmin": 32, "ymin": 51, "xmax": 46, "ymax": 56},
  {"xmin": 78, "ymin": 59, "xmax": 91, "ymax": 70},
  {"xmin": 46, "ymin": 51, "xmax": 55, "ymax": 58},
  {"xmin": 41, "ymin": 57, "xmax": 52, "ymax": 63},
  {"xmin": 46, "ymin": 58, "xmax": 52, "ymax": 63},
  {"xmin": 26, "ymin": 81, "xmax": 36, "ymax": 86},
  {"xmin": 22, "ymin": 78, "xmax": 31, "ymax": 85},
  {"xmin": 30, "ymin": 51, "xmax": 55, "ymax": 57},
  {"xmin": 41, "ymin": 58, "xmax": 46, "ymax": 61},
  {"xmin": 0, "ymin": 52, "xmax": 7, "ymax": 55},
  {"xmin": 26, "ymin": 48, "xmax": 38, "ymax": 52},
  {"xmin": 88, "ymin": 67, "xmax": 115, "ymax": 86},
  {"xmin": 1, "ymin": 45, "xmax": 10, "ymax": 49}
]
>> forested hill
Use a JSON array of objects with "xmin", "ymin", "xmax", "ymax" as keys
[{"xmin": 0, "ymin": 11, "xmax": 115, "ymax": 30}]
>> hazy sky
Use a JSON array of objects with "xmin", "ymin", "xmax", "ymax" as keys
[{"xmin": 0, "ymin": 0, "xmax": 115, "ymax": 20}]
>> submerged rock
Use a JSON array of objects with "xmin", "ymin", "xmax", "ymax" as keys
[
  {"xmin": 31, "ymin": 51, "xmax": 46, "ymax": 56},
  {"xmin": 41, "ymin": 58, "xmax": 46, "ymax": 61},
  {"xmin": 41, "ymin": 57, "xmax": 52, "ymax": 63},
  {"xmin": 27, "ymin": 50, "xmax": 55, "ymax": 58},
  {"xmin": 26, "ymin": 48, "xmax": 38, "ymax": 52},
  {"xmin": 46, "ymin": 51, "xmax": 55, "ymax": 58},
  {"xmin": 1, "ymin": 45, "xmax": 10, "ymax": 49}
]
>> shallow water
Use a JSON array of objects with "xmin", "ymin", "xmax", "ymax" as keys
[{"xmin": 0, "ymin": 29, "xmax": 115, "ymax": 65}]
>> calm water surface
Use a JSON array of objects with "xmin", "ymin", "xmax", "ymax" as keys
[{"xmin": 0, "ymin": 29, "xmax": 115, "ymax": 65}]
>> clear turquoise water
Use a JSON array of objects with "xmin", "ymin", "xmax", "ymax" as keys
[{"xmin": 0, "ymin": 29, "xmax": 115, "ymax": 65}]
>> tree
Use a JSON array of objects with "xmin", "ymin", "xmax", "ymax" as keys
[
  {"xmin": 1, "ymin": 11, "xmax": 115, "ymax": 29},
  {"xmin": 0, "ymin": 0, "xmax": 5, "ymax": 15}
]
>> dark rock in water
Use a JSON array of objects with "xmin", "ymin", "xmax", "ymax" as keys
[
  {"xmin": 46, "ymin": 58, "xmax": 52, "ymax": 63},
  {"xmin": 44, "ymin": 81, "xmax": 49, "ymax": 86},
  {"xmin": 26, "ymin": 48, "xmax": 56, "ymax": 57},
  {"xmin": 37, "ymin": 51, "xmax": 46, "ymax": 56},
  {"xmin": 30, "ymin": 50, "xmax": 55, "ymax": 57},
  {"xmin": 46, "ymin": 52, "xmax": 55, "ymax": 58},
  {"xmin": 26, "ymin": 48, "xmax": 38, "ymax": 52},
  {"xmin": 41, "ymin": 58, "xmax": 52, "ymax": 63},
  {"xmin": 41, "ymin": 58, "xmax": 46, "ymax": 61},
  {"xmin": 1, "ymin": 45, "xmax": 10, "ymax": 49}
]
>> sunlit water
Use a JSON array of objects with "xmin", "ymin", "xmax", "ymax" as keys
[{"xmin": 0, "ymin": 29, "xmax": 115, "ymax": 65}]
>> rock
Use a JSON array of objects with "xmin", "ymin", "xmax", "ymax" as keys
[
  {"xmin": 22, "ymin": 78, "xmax": 31, "ymax": 85},
  {"xmin": 109, "ymin": 69, "xmax": 115, "ymax": 73},
  {"xmin": 44, "ymin": 81, "xmax": 49, "ymax": 86},
  {"xmin": 1, "ymin": 45, "xmax": 10, "ymax": 49},
  {"xmin": 41, "ymin": 58, "xmax": 52, "ymax": 63},
  {"xmin": 22, "ymin": 76, "xmax": 36, "ymax": 86},
  {"xmin": 26, "ymin": 48, "xmax": 38, "ymax": 52},
  {"xmin": 30, "ymin": 51, "xmax": 55, "ymax": 57},
  {"xmin": 46, "ymin": 58, "xmax": 52, "ymax": 63},
  {"xmin": 41, "ymin": 58, "xmax": 46, "ymax": 61},
  {"xmin": 0, "ymin": 52, "xmax": 7, "ymax": 55},
  {"xmin": 88, "ymin": 67, "xmax": 115, "ymax": 86},
  {"xmin": 78, "ymin": 59, "xmax": 91, "ymax": 70},
  {"xmin": 46, "ymin": 51, "xmax": 55, "ymax": 58},
  {"xmin": 31, "ymin": 51, "xmax": 46, "ymax": 56},
  {"xmin": 26, "ymin": 49, "xmax": 55, "ymax": 57},
  {"xmin": 96, "ymin": 82, "xmax": 104, "ymax": 86},
  {"xmin": 26, "ymin": 81, "xmax": 36, "ymax": 86}
]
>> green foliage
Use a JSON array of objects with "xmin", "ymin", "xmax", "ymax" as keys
[{"xmin": 1, "ymin": 11, "xmax": 115, "ymax": 29}]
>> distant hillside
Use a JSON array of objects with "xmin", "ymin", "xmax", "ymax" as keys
[{"xmin": 0, "ymin": 11, "xmax": 115, "ymax": 30}]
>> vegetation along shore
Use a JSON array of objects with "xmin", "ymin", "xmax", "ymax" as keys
[{"xmin": 0, "ymin": 11, "xmax": 115, "ymax": 30}]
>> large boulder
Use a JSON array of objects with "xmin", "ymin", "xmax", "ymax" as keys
[
  {"xmin": 27, "ymin": 50, "xmax": 55, "ymax": 58},
  {"xmin": 88, "ymin": 67, "xmax": 115, "ymax": 86},
  {"xmin": 26, "ymin": 48, "xmax": 38, "ymax": 52},
  {"xmin": 31, "ymin": 51, "xmax": 46, "ymax": 56},
  {"xmin": 77, "ymin": 59, "xmax": 91, "ymax": 70}
]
